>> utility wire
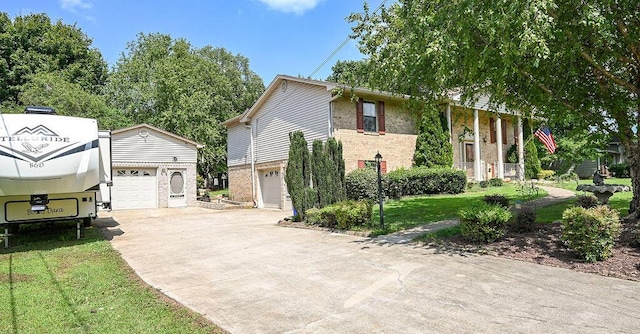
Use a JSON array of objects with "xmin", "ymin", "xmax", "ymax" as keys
[{"xmin": 308, "ymin": 0, "xmax": 389, "ymax": 79}]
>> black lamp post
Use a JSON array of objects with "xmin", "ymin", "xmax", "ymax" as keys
[{"xmin": 375, "ymin": 151, "xmax": 384, "ymax": 228}]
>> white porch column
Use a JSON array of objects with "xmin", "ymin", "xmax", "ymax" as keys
[
  {"xmin": 473, "ymin": 109, "xmax": 482, "ymax": 181},
  {"xmin": 496, "ymin": 115, "xmax": 504, "ymax": 179},
  {"xmin": 446, "ymin": 104, "xmax": 452, "ymax": 144},
  {"xmin": 517, "ymin": 117, "xmax": 525, "ymax": 181}
]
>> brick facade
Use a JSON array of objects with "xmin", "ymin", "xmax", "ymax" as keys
[
  {"xmin": 228, "ymin": 160, "xmax": 292, "ymax": 209},
  {"xmin": 228, "ymin": 164, "xmax": 253, "ymax": 202},
  {"xmin": 333, "ymin": 96, "xmax": 417, "ymax": 173}
]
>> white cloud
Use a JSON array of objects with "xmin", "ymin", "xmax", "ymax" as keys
[
  {"xmin": 59, "ymin": 0, "xmax": 93, "ymax": 13},
  {"xmin": 258, "ymin": 0, "xmax": 322, "ymax": 15}
]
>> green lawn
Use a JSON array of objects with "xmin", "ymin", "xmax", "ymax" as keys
[
  {"xmin": 369, "ymin": 183, "xmax": 548, "ymax": 236},
  {"xmin": 0, "ymin": 222, "xmax": 225, "ymax": 334},
  {"xmin": 208, "ymin": 189, "xmax": 229, "ymax": 198},
  {"xmin": 411, "ymin": 178, "xmax": 634, "ymax": 241}
]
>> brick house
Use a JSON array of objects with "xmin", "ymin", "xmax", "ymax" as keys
[{"xmin": 222, "ymin": 75, "xmax": 524, "ymax": 210}]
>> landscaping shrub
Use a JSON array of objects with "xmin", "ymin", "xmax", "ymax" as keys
[
  {"xmin": 413, "ymin": 104, "xmax": 453, "ymax": 168},
  {"xmin": 609, "ymin": 163, "xmax": 630, "ymax": 178},
  {"xmin": 285, "ymin": 131, "xmax": 312, "ymax": 220},
  {"xmin": 558, "ymin": 171, "xmax": 579, "ymax": 183},
  {"xmin": 385, "ymin": 167, "xmax": 466, "ymax": 199},
  {"xmin": 305, "ymin": 208, "xmax": 322, "ymax": 225},
  {"xmin": 345, "ymin": 168, "xmax": 380, "ymax": 201},
  {"xmin": 488, "ymin": 177, "xmax": 503, "ymax": 187},
  {"xmin": 524, "ymin": 132, "xmax": 542, "ymax": 179},
  {"xmin": 561, "ymin": 206, "xmax": 621, "ymax": 262},
  {"xmin": 537, "ymin": 170, "xmax": 556, "ymax": 180},
  {"xmin": 459, "ymin": 204, "xmax": 512, "ymax": 243},
  {"xmin": 479, "ymin": 180, "xmax": 489, "ymax": 188},
  {"xmin": 312, "ymin": 200, "xmax": 373, "ymax": 229},
  {"xmin": 512, "ymin": 205, "xmax": 537, "ymax": 232},
  {"xmin": 483, "ymin": 194, "xmax": 509, "ymax": 208},
  {"xmin": 575, "ymin": 194, "xmax": 599, "ymax": 208}
]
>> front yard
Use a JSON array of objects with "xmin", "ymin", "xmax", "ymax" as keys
[
  {"xmin": 369, "ymin": 182, "xmax": 547, "ymax": 236},
  {"xmin": 0, "ymin": 222, "xmax": 225, "ymax": 334}
]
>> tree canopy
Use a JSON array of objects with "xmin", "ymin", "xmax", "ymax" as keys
[
  {"xmin": 104, "ymin": 33, "xmax": 265, "ymax": 177},
  {"xmin": 351, "ymin": 0, "xmax": 640, "ymax": 217},
  {"xmin": 0, "ymin": 12, "xmax": 107, "ymax": 105}
]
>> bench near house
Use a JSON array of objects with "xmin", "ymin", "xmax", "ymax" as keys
[{"xmin": 222, "ymin": 75, "xmax": 525, "ymax": 210}]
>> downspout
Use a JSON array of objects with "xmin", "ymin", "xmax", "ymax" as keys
[{"xmin": 245, "ymin": 124, "xmax": 256, "ymax": 206}]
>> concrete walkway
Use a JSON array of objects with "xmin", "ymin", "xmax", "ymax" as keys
[{"xmin": 375, "ymin": 186, "xmax": 575, "ymax": 245}]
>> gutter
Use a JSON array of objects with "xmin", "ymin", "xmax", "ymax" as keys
[{"xmin": 245, "ymin": 124, "xmax": 256, "ymax": 206}]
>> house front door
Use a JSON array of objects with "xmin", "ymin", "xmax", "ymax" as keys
[{"xmin": 464, "ymin": 142, "xmax": 475, "ymax": 178}]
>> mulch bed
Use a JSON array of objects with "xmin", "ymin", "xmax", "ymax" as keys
[{"xmin": 423, "ymin": 219, "xmax": 640, "ymax": 281}]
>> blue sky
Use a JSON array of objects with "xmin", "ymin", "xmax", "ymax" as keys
[{"xmin": 4, "ymin": 0, "xmax": 386, "ymax": 84}]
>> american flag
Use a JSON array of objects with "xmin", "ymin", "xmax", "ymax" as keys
[{"xmin": 534, "ymin": 127, "xmax": 556, "ymax": 154}]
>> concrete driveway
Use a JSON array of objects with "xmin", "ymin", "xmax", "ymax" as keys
[{"xmin": 100, "ymin": 208, "xmax": 640, "ymax": 333}]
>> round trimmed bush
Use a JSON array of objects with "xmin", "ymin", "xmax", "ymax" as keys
[
  {"xmin": 561, "ymin": 206, "xmax": 621, "ymax": 262},
  {"xmin": 459, "ymin": 204, "xmax": 512, "ymax": 243}
]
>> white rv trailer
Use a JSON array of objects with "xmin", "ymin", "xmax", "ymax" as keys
[{"xmin": 0, "ymin": 107, "xmax": 112, "ymax": 246}]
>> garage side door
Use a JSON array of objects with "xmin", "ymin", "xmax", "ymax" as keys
[
  {"xmin": 112, "ymin": 168, "xmax": 157, "ymax": 210},
  {"xmin": 260, "ymin": 168, "xmax": 281, "ymax": 208}
]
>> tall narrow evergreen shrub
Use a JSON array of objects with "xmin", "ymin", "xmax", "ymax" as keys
[
  {"xmin": 312, "ymin": 139, "xmax": 331, "ymax": 208},
  {"xmin": 285, "ymin": 131, "xmax": 311, "ymax": 219},
  {"xmin": 523, "ymin": 119, "xmax": 541, "ymax": 179},
  {"xmin": 326, "ymin": 137, "xmax": 346, "ymax": 203},
  {"xmin": 413, "ymin": 104, "xmax": 453, "ymax": 168}
]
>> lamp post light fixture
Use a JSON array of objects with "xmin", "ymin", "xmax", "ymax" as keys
[{"xmin": 375, "ymin": 151, "xmax": 384, "ymax": 229}]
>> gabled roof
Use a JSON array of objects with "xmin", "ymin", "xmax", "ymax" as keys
[
  {"xmin": 113, "ymin": 123, "xmax": 204, "ymax": 148},
  {"xmin": 221, "ymin": 74, "xmax": 410, "ymax": 127}
]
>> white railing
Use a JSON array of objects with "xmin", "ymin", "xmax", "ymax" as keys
[
  {"xmin": 456, "ymin": 162, "xmax": 476, "ymax": 179},
  {"xmin": 503, "ymin": 163, "xmax": 520, "ymax": 179}
]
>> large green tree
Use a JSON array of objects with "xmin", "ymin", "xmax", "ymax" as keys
[
  {"xmin": 19, "ymin": 72, "xmax": 129, "ymax": 130},
  {"xmin": 326, "ymin": 59, "xmax": 371, "ymax": 87},
  {"xmin": 0, "ymin": 13, "xmax": 107, "ymax": 106},
  {"xmin": 352, "ymin": 0, "xmax": 640, "ymax": 218},
  {"xmin": 104, "ymin": 33, "xmax": 264, "ymax": 177}
]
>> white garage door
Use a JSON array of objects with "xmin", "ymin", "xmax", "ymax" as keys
[
  {"xmin": 112, "ymin": 168, "xmax": 157, "ymax": 210},
  {"xmin": 260, "ymin": 168, "xmax": 281, "ymax": 208}
]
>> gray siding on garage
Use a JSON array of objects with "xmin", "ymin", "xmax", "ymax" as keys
[
  {"xmin": 253, "ymin": 80, "xmax": 331, "ymax": 164},
  {"xmin": 227, "ymin": 123, "xmax": 252, "ymax": 167},
  {"xmin": 112, "ymin": 128, "xmax": 197, "ymax": 164}
]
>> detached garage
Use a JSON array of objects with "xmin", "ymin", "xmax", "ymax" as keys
[{"xmin": 110, "ymin": 124, "xmax": 203, "ymax": 210}]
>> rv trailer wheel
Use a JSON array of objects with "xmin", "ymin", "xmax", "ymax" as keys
[{"xmin": 82, "ymin": 217, "xmax": 92, "ymax": 227}]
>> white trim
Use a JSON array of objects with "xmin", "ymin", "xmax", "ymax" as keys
[{"xmin": 473, "ymin": 109, "xmax": 482, "ymax": 181}]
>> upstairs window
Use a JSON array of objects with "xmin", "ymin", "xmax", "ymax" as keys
[
  {"xmin": 356, "ymin": 98, "xmax": 386, "ymax": 134},
  {"xmin": 363, "ymin": 101, "xmax": 377, "ymax": 132}
]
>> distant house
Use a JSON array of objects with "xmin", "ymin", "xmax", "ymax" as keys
[
  {"xmin": 110, "ymin": 124, "xmax": 203, "ymax": 210},
  {"xmin": 222, "ymin": 75, "xmax": 525, "ymax": 209},
  {"xmin": 574, "ymin": 140, "xmax": 627, "ymax": 178}
]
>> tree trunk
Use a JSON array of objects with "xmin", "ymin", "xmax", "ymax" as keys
[{"xmin": 626, "ymin": 142, "xmax": 640, "ymax": 221}]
